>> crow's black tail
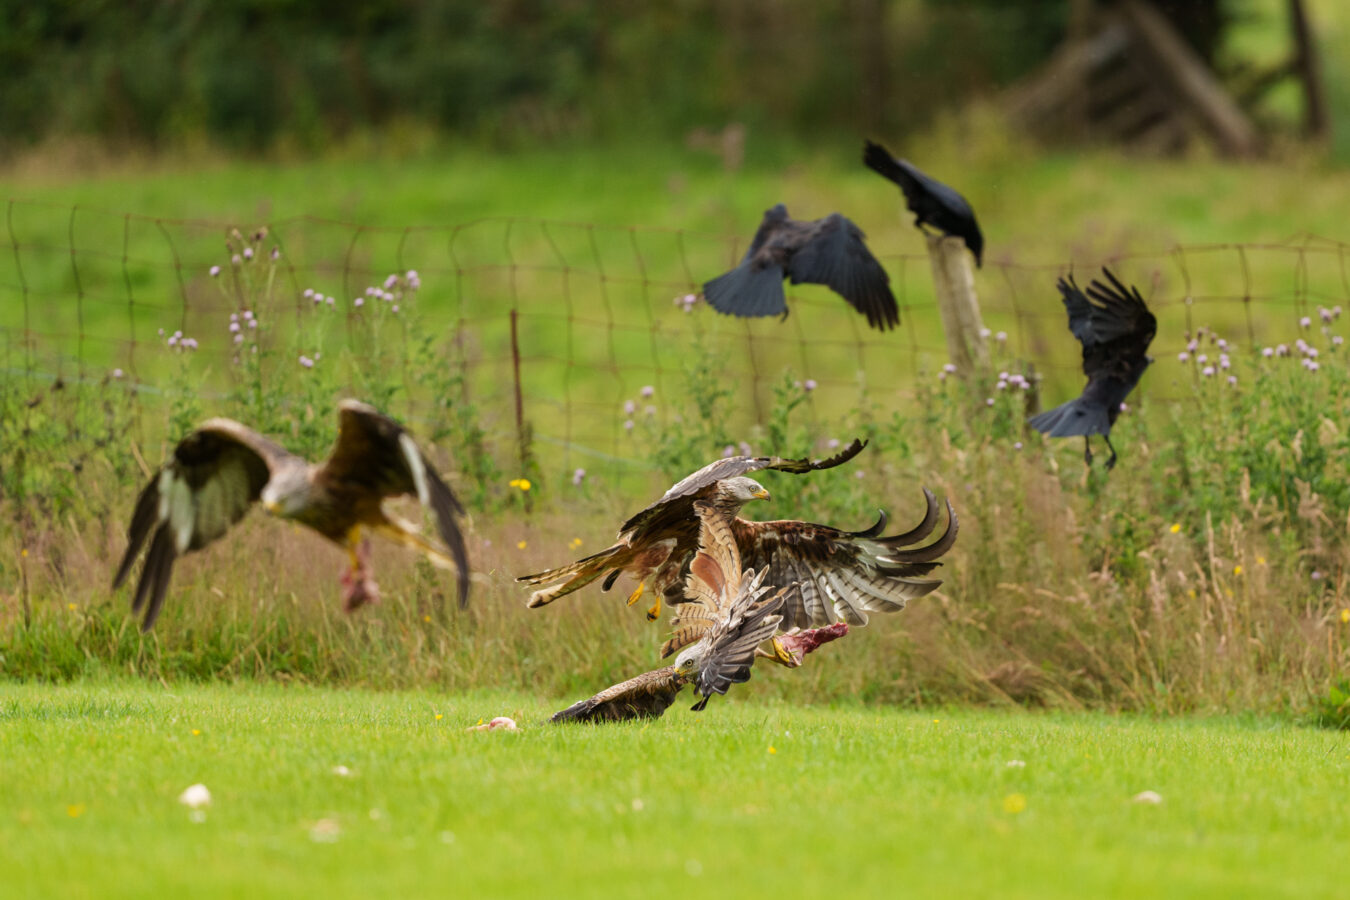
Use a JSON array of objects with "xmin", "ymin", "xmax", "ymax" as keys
[
  {"xmin": 1028, "ymin": 398, "xmax": 1111, "ymax": 437},
  {"xmin": 702, "ymin": 262, "xmax": 786, "ymax": 319}
]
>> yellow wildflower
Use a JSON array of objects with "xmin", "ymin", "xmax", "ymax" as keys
[
  {"xmin": 1187, "ymin": 589, "xmax": 1197, "ymax": 599},
  {"xmin": 767, "ymin": 746, "xmax": 776, "ymax": 755},
  {"xmin": 570, "ymin": 537, "xmax": 583, "ymax": 549},
  {"xmin": 422, "ymin": 615, "xmax": 431, "ymax": 623},
  {"xmin": 435, "ymin": 714, "xmax": 443, "ymax": 721},
  {"xmin": 1169, "ymin": 523, "xmax": 1181, "ymax": 534},
  {"xmin": 1002, "ymin": 793, "xmax": 1027, "ymax": 814},
  {"xmin": 1256, "ymin": 556, "xmax": 1267, "ymax": 566},
  {"xmin": 67, "ymin": 804, "xmax": 85, "ymax": 818},
  {"xmin": 1233, "ymin": 565, "xmax": 1243, "ymax": 576},
  {"xmin": 508, "ymin": 478, "xmax": 532, "ymax": 492},
  {"xmin": 517, "ymin": 540, "xmax": 527, "ymax": 550},
  {"xmin": 67, "ymin": 603, "xmax": 77, "ymax": 611},
  {"xmin": 1341, "ymin": 609, "xmax": 1349, "ymax": 624},
  {"xmin": 191, "ymin": 729, "xmax": 201, "ymax": 736},
  {"xmin": 20, "ymin": 549, "xmax": 28, "ymax": 558}
]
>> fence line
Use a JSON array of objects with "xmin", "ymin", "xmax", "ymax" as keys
[{"xmin": 3, "ymin": 199, "xmax": 1350, "ymax": 480}]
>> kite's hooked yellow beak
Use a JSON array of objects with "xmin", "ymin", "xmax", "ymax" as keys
[
  {"xmin": 753, "ymin": 487, "xmax": 771, "ymax": 501},
  {"xmin": 263, "ymin": 499, "xmax": 281, "ymax": 515}
]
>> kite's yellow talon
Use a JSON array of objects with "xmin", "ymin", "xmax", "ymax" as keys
[
  {"xmin": 626, "ymin": 581, "xmax": 646, "ymax": 607},
  {"xmin": 771, "ymin": 636, "xmax": 795, "ymax": 666},
  {"xmin": 645, "ymin": 596, "xmax": 662, "ymax": 622}
]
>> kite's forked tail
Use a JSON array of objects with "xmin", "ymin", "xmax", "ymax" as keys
[{"xmin": 517, "ymin": 543, "xmax": 628, "ymax": 608}]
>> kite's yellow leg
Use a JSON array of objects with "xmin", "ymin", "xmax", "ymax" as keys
[
  {"xmin": 372, "ymin": 521, "xmax": 457, "ymax": 569},
  {"xmin": 770, "ymin": 636, "xmax": 795, "ymax": 666},
  {"xmin": 346, "ymin": 525, "xmax": 363, "ymax": 569},
  {"xmin": 626, "ymin": 580, "xmax": 646, "ymax": 607},
  {"xmin": 645, "ymin": 595, "xmax": 662, "ymax": 622}
]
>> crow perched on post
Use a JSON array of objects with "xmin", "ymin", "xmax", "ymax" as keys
[
  {"xmin": 1028, "ymin": 269, "xmax": 1157, "ymax": 470},
  {"xmin": 863, "ymin": 140, "xmax": 984, "ymax": 267},
  {"xmin": 701, "ymin": 203, "xmax": 899, "ymax": 331}
]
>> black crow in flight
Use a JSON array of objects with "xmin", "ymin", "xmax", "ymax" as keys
[
  {"xmin": 863, "ymin": 140, "xmax": 984, "ymax": 267},
  {"xmin": 702, "ymin": 203, "xmax": 899, "ymax": 331},
  {"xmin": 1028, "ymin": 269, "xmax": 1156, "ymax": 470}
]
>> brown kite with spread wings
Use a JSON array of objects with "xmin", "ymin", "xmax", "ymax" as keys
[
  {"xmin": 519, "ymin": 440, "xmax": 956, "ymax": 631},
  {"xmin": 112, "ymin": 399, "xmax": 470, "ymax": 631},
  {"xmin": 551, "ymin": 502, "xmax": 794, "ymax": 723}
]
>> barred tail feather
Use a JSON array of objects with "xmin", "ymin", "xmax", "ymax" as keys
[{"xmin": 519, "ymin": 543, "xmax": 627, "ymax": 607}]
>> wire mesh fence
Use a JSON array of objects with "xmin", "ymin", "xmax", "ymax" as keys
[{"xmin": 3, "ymin": 198, "xmax": 1350, "ymax": 479}]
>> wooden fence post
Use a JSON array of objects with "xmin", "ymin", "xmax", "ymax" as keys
[{"xmin": 925, "ymin": 233, "xmax": 989, "ymax": 375}]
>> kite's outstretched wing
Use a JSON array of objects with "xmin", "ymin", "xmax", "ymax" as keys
[
  {"xmin": 736, "ymin": 488, "xmax": 958, "ymax": 630},
  {"xmin": 112, "ymin": 420, "xmax": 291, "ymax": 631},
  {"xmin": 549, "ymin": 667, "xmax": 683, "ymax": 723},
  {"xmin": 620, "ymin": 438, "xmax": 866, "ymax": 536},
  {"xmin": 320, "ymin": 399, "xmax": 470, "ymax": 607}
]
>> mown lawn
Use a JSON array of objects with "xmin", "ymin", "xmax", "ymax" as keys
[{"xmin": 2, "ymin": 680, "xmax": 1346, "ymax": 899}]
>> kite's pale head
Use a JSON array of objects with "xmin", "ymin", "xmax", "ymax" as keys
[
  {"xmin": 260, "ymin": 467, "xmax": 312, "ymax": 519},
  {"xmin": 723, "ymin": 476, "xmax": 770, "ymax": 505},
  {"xmin": 673, "ymin": 643, "xmax": 705, "ymax": 682}
]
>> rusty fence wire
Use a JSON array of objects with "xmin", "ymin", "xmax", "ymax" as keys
[{"xmin": 3, "ymin": 199, "xmax": 1350, "ymax": 477}]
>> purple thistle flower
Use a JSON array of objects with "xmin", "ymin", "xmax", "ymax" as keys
[
  {"xmin": 938, "ymin": 371, "xmax": 948, "ymax": 381},
  {"xmin": 229, "ymin": 321, "xmax": 240, "ymax": 333},
  {"xmin": 406, "ymin": 270, "xmax": 419, "ymax": 281},
  {"xmin": 644, "ymin": 405, "xmax": 656, "ymax": 416},
  {"xmin": 233, "ymin": 333, "xmax": 243, "ymax": 345},
  {"xmin": 1219, "ymin": 356, "xmax": 1231, "ymax": 369},
  {"xmin": 855, "ymin": 470, "xmax": 865, "ymax": 480},
  {"xmin": 384, "ymin": 274, "xmax": 398, "ymax": 289},
  {"xmin": 158, "ymin": 328, "xmax": 165, "ymax": 337},
  {"xmin": 1013, "ymin": 441, "xmax": 1023, "ymax": 450},
  {"xmin": 303, "ymin": 288, "xmax": 314, "ymax": 299},
  {"xmin": 995, "ymin": 331, "xmax": 1007, "ymax": 343},
  {"xmin": 1335, "ymin": 306, "xmax": 1344, "ymax": 318},
  {"xmin": 1306, "ymin": 347, "xmax": 1320, "ymax": 359},
  {"xmin": 1178, "ymin": 351, "xmax": 1190, "ymax": 362},
  {"xmin": 624, "ymin": 419, "xmax": 634, "ymax": 432},
  {"xmin": 723, "ymin": 445, "xmax": 735, "ymax": 458},
  {"xmin": 979, "ymin": 327, "xmax": 992, "ymax": 339},
  {"xmin": 1196, "ymin": 354, "xmax": 1208, "ymax": 365},
  {"xmin": 1296, "ymin": 338, "xmax": 1308, "ymax": 352},
  {"xmin": 242, "ymin": 309, "xmax": 253, "ymax": 320},
  {"xmin": 1201, "ymin": 366, "xmax": 1214, "ymax": 377},
  {"xmin": 325, "ymin": 297, "xmax": 335, "ymax": 306},
  {"xmin": 827, "ymin": 438, "xmax": 841, "ymax": 450},
  {"xmin": 1276, "ymin": 344, "xmax": 1289, "ymax": 356},
  {"xmin": 209, "ymin": 265, "xmax": 221, "ymax": 277},
  {"xmin": 231, "ymin": 254, "xmax": 242, "ymax": 266},
  {"xmin": 996, "ymin": 380, "xmax": 1007, "ymax": 391},
  {"xmin": 1301, "ymin": 316, "xmax": 1312, "ymax": 328},
  {"xmin": 1261, "ymin": 347, "xmax": 1274, "ymax": 358},
  {"xmin": 248, "ymin": 319, "xmax": 257, "ymax": 329},
  {"xmin": 1321, "ymin": 307, "xmax": 1333, "ymax": 324},
  {"xmin": 183, "ymin": 338, "xmax": 198, "ymax": 350},
  {"xmin": 804, "ymin": 379, "xmax": 817, "ymax": 392},
  {"xmin": 391, "ymin": 304, "xmax": 399, "ymax": 313},
  {"xmin": 1119, "ymin": 402, "xmax": 1128, "ymax": 412},
  {"xmin": 1307, "ymin": 360, "xmax": 1321, "ymax": 372},
  {"xmin": 1216, "ymin": 338, "xmax": 1228, "ymax": 350},
  {"xmin": 640, "ymin": 385, "xmax": 654, "ymax": 398},
  {"xmin": 366, "ymin": 287, "xmax": 378, "ymax": 297},
  {"xmin": 572, "ymin": 468, "xmax": 586, "ymax": 486},
  {"xmin": 942, "ymin": 363, "xmax": 958, "ymax": 374},
  {"xmin": 354, "ymin": 297, "xmax": 364, "ymax": 308},
  {"xmin": 623, "ymin": 400, "xmax": 636, "ymax": 415},
  {"xmin": 167, "ymin": 335, "xmax": 179, "ymax": 347},
  {"xmin": 1334, "ymin": 336, "xmax": 1344, "ymax": 346},
  {"xmin": 1186, "ymin": 339, "xmax": 1198, "ymax": 352},
  {"xmin": 243, "ymin": 247, "xmax": 254, "ymax": 260},
  {"xmin": 739, "ymin": 442, "xmax": 753, "ymax": 456},
  {"xmin": 985, "ymin": 397, "xmax": 995, "ymax": 406},
  {"xmin": 271, "ymin": 247, "xmax": 280, "ymax": 260},
  {"xmin": 1227, "ymin": 375, "xmax": 1237, "ymax": 386},
  {"xmin": 299, "ymin": 355, "xmax": 314, "ymax": 368},
  {"xmin": 1312, "ymin": 570, "xmax": 1324, "ymax": 581},
  {"xmin": 998, "ymin": 371, "xmax": 1008, "ymax": 380},
  {"xmin": 112, "ymin": 367, "xmax": 124, "ymax": 379},
  {"xmin": 230, "ymin": 313, "xmax": 239, "ymax": 322}
]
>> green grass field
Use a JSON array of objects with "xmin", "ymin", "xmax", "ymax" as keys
[{"xmin": 4, "ymin": 680, "xmax": 1346, "ymax": 899}]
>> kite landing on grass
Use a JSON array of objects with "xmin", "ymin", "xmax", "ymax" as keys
[{"xmin": 112, "ymin": 399, "xmax": 470, "ymax": 631}]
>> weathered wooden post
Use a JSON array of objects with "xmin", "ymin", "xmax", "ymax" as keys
[{"xmin": 924, "ymin": 233, "xmax": 989, "ymax": 375}]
